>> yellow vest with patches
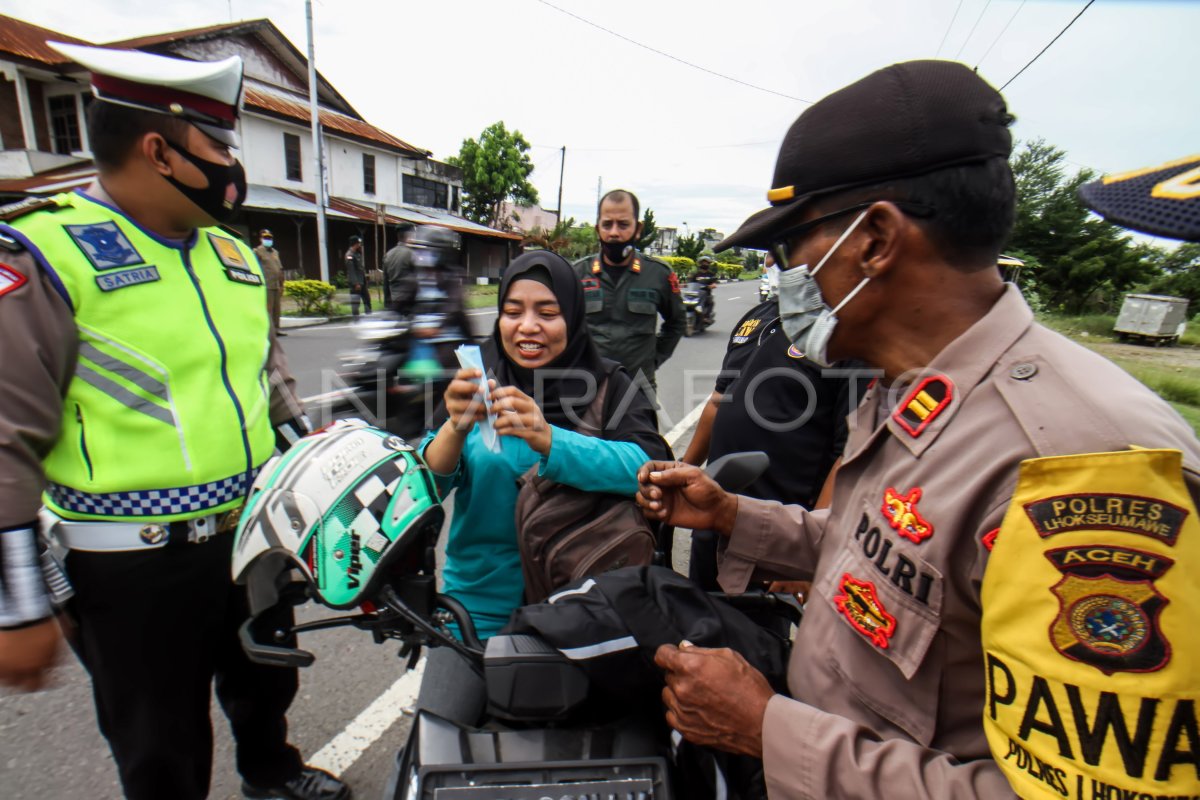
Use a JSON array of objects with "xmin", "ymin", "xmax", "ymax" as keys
[
  {"xmin": 8, "ymin": 191, "xmax": 274, "ymax": 522},
  {"xmin": 981, "ymin": 449, "xmax": 1200, "ymax": 798}
]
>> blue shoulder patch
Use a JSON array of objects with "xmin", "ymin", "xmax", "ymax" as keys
[{"xmin": 65, "ymin": 222, "xmax": 144, "ymax": 270}]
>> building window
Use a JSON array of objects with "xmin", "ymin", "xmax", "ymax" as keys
[
  {"xmin": 363, "ymin": 153, "xmax": 376, "ymax": 195},
  {"xmin": 452, "ymin": 186, "xmax": 461, "ymax": 214},
  {"xmin": 283, "ymin": 133, "xmax": 302, "ymax": 181},
  {"xmin": 403, "ymin": 174, "xmax": 448, "ymax": 209},
  {"xmin": 48, "ymin": 94, "xmax": 82, "ymax": 154}
]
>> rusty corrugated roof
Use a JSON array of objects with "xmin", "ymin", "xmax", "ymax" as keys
[
  {"xmin": 244, "ymin": 85, "xmax": 428, "ymax": 157},
  {"xmin": 0, "ymin": 14, "xmax": 91, "ymax": 65},
  {"xmin": 102, "ymin": 20, "xmax": 262, "ymax": 50}
]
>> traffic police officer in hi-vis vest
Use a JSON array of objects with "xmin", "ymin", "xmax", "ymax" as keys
[
  {"xmin": 636, "ymin": 61, "xmax": 1200, "ymax": 799},
  {"xmin": 573, "ymin": 189, "xmax": 685, "ymax": 403},
  {"xmin": 0, "ymin": 44, "xmax": 348, "ymax": 800}
]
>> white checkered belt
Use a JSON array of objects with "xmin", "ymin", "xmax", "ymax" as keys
[{"xmin": 45, "ymin": 508, "xmax": 244, "ymax": 552}]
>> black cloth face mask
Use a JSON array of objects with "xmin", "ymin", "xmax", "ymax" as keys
[
  {"xmin": 163, "ymin": 138, "xmax": 248, "ymax": 224},
  {"xmin": 601, "ymin": 237, "xmax": 635, "ymax": 264}
]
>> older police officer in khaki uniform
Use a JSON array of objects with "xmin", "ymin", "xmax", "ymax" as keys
[
  {"xmin": 0, "ymin": 44, "xmax": 347, "ymax": 800},
  {"xmin": 637, "ymin": 61, "xmax": 1200, "ymax": 799}
]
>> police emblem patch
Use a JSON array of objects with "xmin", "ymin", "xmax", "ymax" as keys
[
  {"xmin": 65, "ymin": 222, "xmax": 144, "ymax": 270},
  {"xmin": 207, "ymin": 232, "xmax": 248, "ymax": 269},
  {"xmin": 882, "ymin": 486, "xmax": 934, "ymax": 543},
  {"xmin": 833, "ymin": 573, "xmax": 896, "ymax": 649},
  {"xmin": 1045, "ymin": 545, "xmax": 1173, "ymax": 674},
  {"xmin": 0, "ymin": 263, "xmax": 28, "ymax": 299}
]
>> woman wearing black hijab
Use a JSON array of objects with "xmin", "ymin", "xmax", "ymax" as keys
[{"xmin": 418, "ymin": 250, "xmax": 669, "ymax": 724}]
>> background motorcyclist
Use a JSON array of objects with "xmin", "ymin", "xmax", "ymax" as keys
[
  {"xmin": 392, "ymin": 224, "xmax": 471, "ymax": 339},
  {"xmin": 693, "ymin": 254, "xmax": 718, "ymax": 323}
]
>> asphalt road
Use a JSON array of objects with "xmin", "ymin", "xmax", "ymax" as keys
[{"xmin": 0, "ymin": 280, "xmax": 761, "ymax": 800}]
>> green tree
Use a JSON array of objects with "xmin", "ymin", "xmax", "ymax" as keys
[
  {"xmin": 1141, "ymin": 242, "xmax": 1200, "ymax": 308},
  {"xmin": 564, "ymin": 223, "xmax": 599, "ymax": 261},
  {"xmin": 1007, "ymin": 140, "xmax": 1157, "ymax": 313},
  {"xmin": 674, "ymin": 232, "xmax": 705, "ymax": 260},
  {"xmin": 636, "ymin": 208, "xmax": 659, "ymax": 251},
  {"xmin": 523, "ymin": 215, "xmax": 598, "ymax": 262},
  {"xmin": 743, "ymin": 250, "xmax": 761, "ymax": 271},
  {"xmin": 447, "ymin": 121, "xmax": 538, "ymax": 229}
]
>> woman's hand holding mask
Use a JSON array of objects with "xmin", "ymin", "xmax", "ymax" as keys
[
  {"xmin": 443, "ymin": 368, "xmax": 492, "ymax": 434},
  {"xmin": 490, "ymin": 385, "xmax": 552, "ymax": 455}
]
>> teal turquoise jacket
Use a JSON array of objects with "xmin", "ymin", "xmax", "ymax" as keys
[{"xmin": 420, "ymin": 425, "xmax": 650, "ymax": 640}]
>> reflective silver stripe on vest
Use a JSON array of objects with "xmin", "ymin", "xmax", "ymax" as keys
[
  {"xmin": 74, "ymin": 362, "xmax": 174, "ymax": 426},
  {"xmin": 78, "ymin": 342, "xmax": 169, "ymax": 403}
]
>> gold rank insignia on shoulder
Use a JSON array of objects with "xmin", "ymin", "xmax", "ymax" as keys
[
  {"xmin": 591, "ymin": 259, "xmax": 601, "ymax": 274},
  {"xmin": 894, "ymin": 375, "xmax": 953, "ymax": 437},
  {"xmin": 631, "ymin": 258, "xmax": 641, "ymax": 273}
]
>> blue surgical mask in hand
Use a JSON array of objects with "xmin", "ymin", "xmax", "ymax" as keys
[{"xmin": 454, "ymin": 343, "xmax": 501, "ymax": 452}]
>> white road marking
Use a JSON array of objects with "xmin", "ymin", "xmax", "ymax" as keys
[
  {"xmin": 307, "ymin": 659, "xmax": 425, "ymax": 776},
  {"xmin": 664, "ymin": 398, "xmax": 707, "ymax": 447},
  {"xmin": 727, "ymin": 296, "xmax": 740, "ymax": 301},
  {"xmin": 307, "ymin": 396, "xmax": 710, "ymax": 776}
]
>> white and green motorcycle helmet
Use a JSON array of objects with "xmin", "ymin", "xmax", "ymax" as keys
[{"xmin": 233, "ymin": 419, "xmax": 444, "ymax": 610}]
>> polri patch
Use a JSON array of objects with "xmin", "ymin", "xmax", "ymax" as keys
[
  {"xmin": 882, "ymin": 486, "xmax": 934, "ymax": 543},
  {"xmin": 893, "ymin": 375, "xmax": 953, "ymax": 437},
  {"xmin": 1045, "ymin": 545, "xmax": 1174, "ymax": 674},
  {"xmin": 0, "ymin": 263, "xmax": 28, "ymax": 298},
  {"xmin": 207, "ymin": 232, "xmax": 249, "ymax": 269},
  {"xmin": 1025, "ymin": 493, "xmax": 1186, "ymax": 545},
  {"xmin": 95, "ymin": 265, "xmax": 160, "ymax": 292},
  {"xmin": 833, "ymin": 573, "xmax": 896, "ymax": 649},
  {"xmin": 65, "ymin": 222, "xmax": 144, "ymax": 270}
]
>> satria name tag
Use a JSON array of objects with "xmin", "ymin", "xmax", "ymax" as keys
[{"xmin": 95, "ymin": 265, "xmax": 160, "ymax": 292}]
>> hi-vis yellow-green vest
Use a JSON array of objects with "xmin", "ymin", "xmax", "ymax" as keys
[{"xmin": 9, "ymin": 190, "xmax": 275, "ymax": 522}]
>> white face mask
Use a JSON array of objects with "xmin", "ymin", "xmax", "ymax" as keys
[
  {"xmin": 777, "ymin": 209, "xmax": 870, "ymax": 368},
  {"xmin": 262, "ymin": 238, "xmax": 274, "ymax": 248}
]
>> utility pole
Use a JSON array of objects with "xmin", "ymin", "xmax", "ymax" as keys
[
  {"xmin": 596, "ymin": 176, "xmax": 602, "ymax": 217},
  {"xmin": 556, "ymin": 145, "xmax": 565, "ymax": 227},
  {"xmin": 305, "ymin": 0, "xmax": 329, "ymax": 283}
]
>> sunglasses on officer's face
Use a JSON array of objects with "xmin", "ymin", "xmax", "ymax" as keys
[{"xmin": 770, "ymin": 200, "xmax": 935, "ymax": 270}]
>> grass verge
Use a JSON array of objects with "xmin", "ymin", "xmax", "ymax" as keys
[{"xmin": 466, "ymin": 284, "xmax": 498, "ymax": 309}]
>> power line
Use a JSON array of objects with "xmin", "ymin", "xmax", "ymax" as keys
[
  {"xmin": 935, "ymin": 0, "xmax": 965, "ymax": 57},
  {"xmin": 974, "ymin": 0, "xmax": 1027, "ymax": 71},
  {"xmin": 533, "ymin": 0, "xmax": 812, "ymax": 105},
  {"xmin": 1001, "ymin": 0, "xmax": 1095, "ymax": 91},
  {"xmin": 954, "ymin": 0, "xmax": 995, "ymax": 60}
]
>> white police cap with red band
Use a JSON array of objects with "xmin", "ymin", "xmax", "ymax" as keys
[{"xmin": 48, "ymin": 41, "xmax": 243, "ymax": 148}]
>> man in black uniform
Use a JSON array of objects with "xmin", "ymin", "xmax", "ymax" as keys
[
  {"xmin": 573, "ymin": 190, "xmax": 686, "ymax": 397},
  {"xmin": 345, "ymin": 234, "xmax": 369, "ymax": 317},
  {"xmin": 692, "ymin": 254, "xmax": 719, "ymax": 325},
  {"xmin": 383, "ymin": 222, "xmax": 414, "ymax": 311},
  {"xmin": 682, "ymin": 297, "xmax": 869, "ymax": 589}
]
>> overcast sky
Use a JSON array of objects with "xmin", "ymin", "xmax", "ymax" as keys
[{"xmin": 10, "ymin": 0, "xmax": 1198, "ymax": 237}]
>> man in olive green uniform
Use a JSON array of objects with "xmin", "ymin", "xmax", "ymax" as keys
[
  {"xmin": 0, "ymin": 43, "xmax": 347, "ymax": 800},
  {"xmin": 254, "ymin": 228, "xmax": 287, "ymax": 336},
  {"xmin": 572, "ymin": 190, "xmax": 685, "ymax": 397}
]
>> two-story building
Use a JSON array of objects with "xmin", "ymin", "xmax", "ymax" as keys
[{"xmin": 0, "ymin": 14, "xmax": 519, "ymax": 281}]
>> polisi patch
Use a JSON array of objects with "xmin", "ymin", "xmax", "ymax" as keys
[
  {"xmin": 1025, "ymin": 493, "xmax": 1187, "ymax": 545},
  {"xmin": 893, "ymin": 375, "xmax": 953, "ymax": 437},
  {"xmin": 1045, "ymin": 545, "xmax": 1174, "ymax": 674},
  {"xmin": 224, "ymin": 267, "xmax": 263, "ymax": 286},
  {"xmin": 0, "ymin": 263, "xmax": 28, "ymax": 299},
  {"xmin": 882, "ymin": 486, "xmax": 934, "ymax": 544},
  {"xmin": 65, "ymin": 221, "xmax": 144, "ymax": 269},
  {"xmin": 95, "ymin": 265, "xmax": 160, "ymax": 292},
  {"xmin": 833, "ymin": 573, "xmax": 896, "ymax": 649}
]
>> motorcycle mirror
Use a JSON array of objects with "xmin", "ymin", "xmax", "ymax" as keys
[{"xmin": 705, "ymin": 451, "xmax": 769, "ymax": 493}]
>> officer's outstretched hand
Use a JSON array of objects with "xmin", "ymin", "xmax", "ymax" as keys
[
  {"xmin": 0, "ymin": 618, "xmax": 61, "ymax": 692},
  {"xmin": 655, "ymin": 641, "xmax": 774, "ymax": 758},
  {"xmin": 636, "ymin": 461, "xmax": 738, "ymax": 534}
]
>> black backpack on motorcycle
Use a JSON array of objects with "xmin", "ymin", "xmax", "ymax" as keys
[{"xmin": 498, "ymin": 565, "xmax": 793, "ymax": 709}]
